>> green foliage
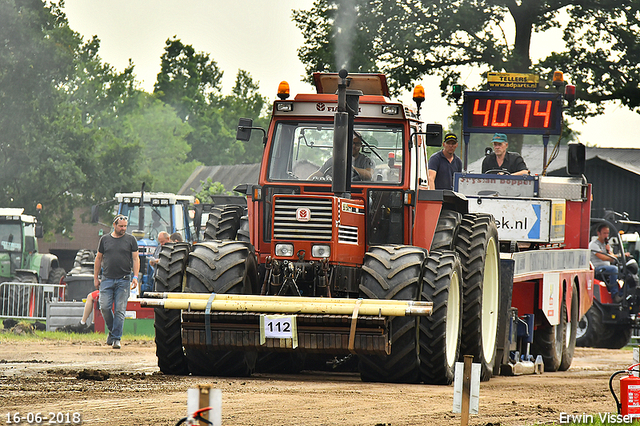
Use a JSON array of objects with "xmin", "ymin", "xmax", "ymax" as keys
[
  {"xmin": 154, "ymin": 37, "xmax": 224, "ymax": 121},
  {"xmin": 0, "ymin": 3, "xmax": 268, "ymax": 237},
  {"xmin": 120, "ymin": 92, "xmax": 201, "ymax": 192},
  {"xmin": 192, "ymin": 178, "xmax": 234, "ymax": 204},
  {"xmin": 294, "ymin": 0, "xmax": 640, "ymax": 127},
  {"xmin": 0, "ymin": 0, "xmax": 141, "ymax": 236},
  {"xmin": 154, "ymin": 39, "xmax": 268, "ymax": 166}
]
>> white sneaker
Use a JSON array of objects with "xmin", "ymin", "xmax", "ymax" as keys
[{"xmin": 112, "ymin": 340, "xmax": 121, "ymax": 349}]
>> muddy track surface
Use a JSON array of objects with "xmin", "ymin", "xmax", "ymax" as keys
[{"xmin": 0, "ymin": 340, "xmax": 634, "ymax": 425}]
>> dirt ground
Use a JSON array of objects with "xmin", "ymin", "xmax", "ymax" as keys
[{"xmin": 0, "ymin": 338, "xmax": 635, "ymax": 426}]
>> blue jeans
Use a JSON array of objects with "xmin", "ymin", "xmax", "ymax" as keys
[
  {"xmin": 595, "ymin": 265, "xmax": 620, "ymax": 296},
  {"xmin": 99, "ymin": 277, "xmax": 130, "ymax": 341}
]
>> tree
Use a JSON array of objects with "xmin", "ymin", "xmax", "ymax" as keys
[
  {"xmin": 294, "ymin": 0, "xmax": 640, "ymax": 151},
  {"xmin": 120, "ymin": 92, "xmax": 201, "ymax": 193},
  {"xmin": 0, "ymin": 0, "xmax": 146, "ymax": 236},
  {"xmin": 154, "ymin": 37, "xmax": 224, "ymax": 121},
  {"xmin": 192, "ymin": 178, "xmax": 235, "ymax": 204},
  {"xmin": 154, "ymin": 39, "xmax": 268, "ymax": 165}
]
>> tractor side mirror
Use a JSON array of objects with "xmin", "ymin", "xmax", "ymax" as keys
[
  {"xmin": 35, "ymin": 224, "xmax": 43, "ymax": 239},
  {"xmin": 567, "ymin": 142, "xmax": 586, "ymax": 176},
  {"xmin": 425, "ymin": 124, "xmax": 443, "ymax": 147},
  {"xmin": 236, "ymin": 118, "xmax": 253, "ymax": 142}
]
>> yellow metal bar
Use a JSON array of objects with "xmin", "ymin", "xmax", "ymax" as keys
[
  {"xmin": 140, "ymin": 296, "xmax": 432, "ymax": 317},
  {"xmin": 146, "ymin": 291, "xmax": 414, "ymax": 306}
]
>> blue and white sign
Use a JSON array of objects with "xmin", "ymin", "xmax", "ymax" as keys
[{"xmin": 467, "ymin": 197, "xmax": 565, "ymax": 243}]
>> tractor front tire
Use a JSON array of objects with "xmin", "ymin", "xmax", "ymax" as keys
[
  {"xmin": 419, "ymin": 250, "xmax": 463, "ymax": 385},
  {"xmin": 454, "ymin": 213, "xmax": 500, "ymax": 381},
  {"xmin": 430, "ymin": 210, "xmax": 462, "ymax": 252},
  {"xmin": 358, "ymin": 245, "xmax": 425, "ymax": 383},
  {"xmin": 184, "ymin": 241, "xmax": 259, "ymax": 377},
  {"xmin": 153, "ymin": 242, "xmax": 190, "ymax": 375}
]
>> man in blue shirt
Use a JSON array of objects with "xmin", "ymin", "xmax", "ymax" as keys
[{"xmin": 428, "ymin": 133, "xmax": 463, "ymax": 190}]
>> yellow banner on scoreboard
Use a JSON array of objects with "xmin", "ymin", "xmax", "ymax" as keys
[{"xmin": 487, "ymin": 72, "xmax": 539, "ymax": 90}]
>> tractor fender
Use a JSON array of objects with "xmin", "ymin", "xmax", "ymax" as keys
[
  {"xmin": 36, "ymin": 253, "xmax": 60, "ymax": 283},
  {"xmin": 15, "ymin": 268, "xmax": 38, "ymax": 281}
]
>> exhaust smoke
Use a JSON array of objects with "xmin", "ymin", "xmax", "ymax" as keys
[{"xmin": 333, "ymin": 0, "xmax": 357, "ymax": 70}]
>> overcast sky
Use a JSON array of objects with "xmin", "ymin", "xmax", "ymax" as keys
[{"xmin": 63, "ymin": 0, "xmax": 640, "ymax": 149}]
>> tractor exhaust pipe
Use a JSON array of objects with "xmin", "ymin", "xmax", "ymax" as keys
[{"xmin": 332, "ymin": 69, "xmax": 362, "ymax": 198}]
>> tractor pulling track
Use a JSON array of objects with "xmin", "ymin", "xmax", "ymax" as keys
[{"xmin": 0, "ymin": 339, "xmax": 633, "ymax": 426}]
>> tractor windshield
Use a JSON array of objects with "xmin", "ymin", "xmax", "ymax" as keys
[
  {"xmin": 0, "ymin": 222, "xmax": 22, "ymax": 252},
  {"xmin": 119, "ymin": 205, "xmax": 172, "ymax": 241},
  {"xmin": 267, "ymin": 122, "xmax": 404, "ymax": 183}
]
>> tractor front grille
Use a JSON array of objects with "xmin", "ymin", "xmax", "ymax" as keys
[
  {"xmin": 338, "ymin": 225, "xmax": 358, "ymax": 244},
  {"xmin": 273, "ymin": 197, "xmax": 333, "ymax": 241}
]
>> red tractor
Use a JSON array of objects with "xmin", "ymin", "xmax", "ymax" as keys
[{"xmin": 149, "ymin": 70, "xmax": 589, "ymax": 384}]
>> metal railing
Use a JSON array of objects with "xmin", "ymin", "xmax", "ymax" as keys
[{"xmin": 0, "ymin": 281, "xmax": 66, "ymax": 320}]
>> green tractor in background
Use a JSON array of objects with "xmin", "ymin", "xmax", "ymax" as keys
[{"xmin": 0, "ymin": 207, "xmax": 66, "ymax": 318}]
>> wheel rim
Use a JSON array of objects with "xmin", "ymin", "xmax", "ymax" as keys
[
  {"xmin": 446, "ymin": 268, "xmax": 461, "ymax": 367},
  {"xmin": 481, "ymin": 237, "xmax": 500, "ymax": 364},
  {"xmin": 576, "ymin": 316, "xmax": 588, "ymax": 339}
]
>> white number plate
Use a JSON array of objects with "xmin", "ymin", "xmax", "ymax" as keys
[
  {"xmin": 259, "ymin": 315, "xmax": 298, "ymax": 348},
  {"xmin": 263, "ymin": 315, "xmax": 294, "ymax": 339}
]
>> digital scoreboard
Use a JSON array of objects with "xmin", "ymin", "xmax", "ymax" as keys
[{"xmin": 462, "ymin": 91, "xmax": 563, "ymax": 135}]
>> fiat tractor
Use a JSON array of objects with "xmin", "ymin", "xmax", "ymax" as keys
[{"xmin": 146, "ymin": 70, "xmax": 503, "ymax": 384}]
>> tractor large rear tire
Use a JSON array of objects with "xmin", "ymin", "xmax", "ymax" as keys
[
  {"xmin": 599, "ymin": 325, "xmax": 632, "ymax": 349},
  {"xmin": 358, "ymin": 245, "xmax": 424, "ymax": 383},
  {"xmin": 237, "ymin": 215, "xmax": 250, "ymax": 243},
  {"xmin": 419, "ymin": 251, "xmax": 463, "ymax": 385},
  {"xmin": 576, "ymin": 304, "xmax": 604, "ymax": 347},
  {"xmin": 203, "ymin": 205, "xmax": 244, "ymax": 240},
  {"xmin": 184, "ymin": 241, "xmax": 259, "ymax": 377},
  {"xmin": 430, "ymin": 210, "xmax": 462, "ymax": 251},
  {"xmin": 454, "ymin": 213, "xmax": 500, "ymax": 381},
  {"xmin": 73, "ymin": 249, "xmax": 95, "ymax": 269},
  {"xmin": 154, "ymin": 242, "xmax": 190, "ymax": 375},
  {"xmin": 559, "ymin": 282, "xmax": 578, "ymax": 371},
  {"xmin": 48, "ymin": 268, "xmax": 66, "ymax": 285}
]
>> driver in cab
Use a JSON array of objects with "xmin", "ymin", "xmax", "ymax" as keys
[
  {"xmin": 310, "ymin": 132, "xmax": 374, "ymax": 181},
  {"xmin": 481, "ymin": 133, "xmax": 530, "ymax": 176}
]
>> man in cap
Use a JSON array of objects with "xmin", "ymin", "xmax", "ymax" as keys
[
  {"xmin": 428, "ymin": 132, "xmax": 463, "ymax": 190},
  {"xmin": 481, "ymin": 133, "xmax": 529, "ymax": 175}
]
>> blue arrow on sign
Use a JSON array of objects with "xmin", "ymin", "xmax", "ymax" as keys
[{"xmin": 527, "ymin": 204, "xmax": 541, "ymax": 239}]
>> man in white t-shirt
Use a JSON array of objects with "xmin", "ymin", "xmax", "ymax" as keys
[{"xmin": 589, "ymin": 224, "xmax": 621, "ymax": 302}]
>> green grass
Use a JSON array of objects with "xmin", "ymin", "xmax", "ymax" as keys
[
  {"xmin": 0, "ymin": 319, "xmax": 154, "ymax": 343},
  {"xmin": 0, "ymin": 330, "xmax": 154, "ymax": 343},
  {"xmin": 544, "ymin": 413, "xmax": 636, "ymax": 425}
]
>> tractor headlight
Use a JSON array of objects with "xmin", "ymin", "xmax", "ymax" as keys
[
  {"xmin": 311, "ymin": 245, "xmax": 331, "ymax": 258},
  {"xmin": 275, "ymin": 243, "xmax": 294, "ymax": 257}
]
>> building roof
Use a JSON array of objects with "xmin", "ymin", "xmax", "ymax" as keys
[
  {"xmin": 466, "ymin": 145, "xmax": 640, "ymax": 176},
  {"xmin": 178, "ymin": 164, "xmax": 261, "ymax": 195}
]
